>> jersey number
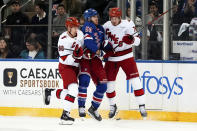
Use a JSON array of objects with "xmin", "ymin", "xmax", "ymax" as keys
[{"xmin": 85, "ymin": 26, "xmax": 92, "ymax": 33}]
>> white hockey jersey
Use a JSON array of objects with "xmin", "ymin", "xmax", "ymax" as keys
[
  {"xmin": 103, "ymin": 20, "xmax": 140, "ymax": 61},
  {"xmin": 58, "ymin": 30, "xmax": 84, "ymax": 67}
]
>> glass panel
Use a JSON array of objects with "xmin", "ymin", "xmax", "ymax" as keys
[{"xmin": 1, "ymin": 0, "xmax": 196, "ymax": 61}]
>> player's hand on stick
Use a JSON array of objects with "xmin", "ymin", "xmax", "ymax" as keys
[
  {"xmin": 102, "ymin": 40, "xmax": 114, "ymax": 52},
  {"xmin": 73, "ymin": 44, "xmax": 83, "ymax": 59},
  {"xmin": 122, "ymin": 34, "xmax": 134, "ymax": 45}
]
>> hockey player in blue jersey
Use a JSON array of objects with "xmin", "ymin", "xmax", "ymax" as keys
[{"xmin": 78, "ymin": 8, "xmax": 107, "ymax": 121}]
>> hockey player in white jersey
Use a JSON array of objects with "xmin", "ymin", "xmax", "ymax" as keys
[
  {"xmin": 43, "ymin": 17, "xmax": 84, "ymax": 125},
  {"xmin": 102, "ymin": 7, "xmax": 147, "ymax": 119}
]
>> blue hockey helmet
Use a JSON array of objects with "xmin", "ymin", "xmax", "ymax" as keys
[{"xmin": 84, "ymin": 8, "xmax": 98, "ymax": 21}]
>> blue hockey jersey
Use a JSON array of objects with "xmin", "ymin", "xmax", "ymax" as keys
[{"xmin": 81, "ymin": 21, "xmax": 105, "ymax": 53}]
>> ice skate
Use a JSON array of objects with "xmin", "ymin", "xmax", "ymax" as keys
[
  {"xmin": 139, "ymin": 105, "xmax": 147, "ymax": 120},
  {"xmin": 88, "ymin": 105, "xmax": 102, "ymax": 121},
  {"xmin": 59, "ymin": 110, "xmax": 75, "ymax": 125},
  {"xmin": 79, "ymin": 106, "xmax": 86, "ymax": 121},
  {"xmin": 43, "ymin": 88, "xmax": 54, "ymax": 105},
  {"xmin": 109, "ymin": 104, "xmax": 118, "ymax": 119}
]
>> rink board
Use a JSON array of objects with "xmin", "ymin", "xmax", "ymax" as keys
[{"xmin": 0, "ymin": 59, "xmax": 197, "ymax": 122}]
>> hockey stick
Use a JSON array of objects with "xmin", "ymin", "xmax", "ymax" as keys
[
  {"xmin": 52, "ymin": 46, "xmax": 93, "ymax": 59},
  {"xmin": 52, "ymin": 46, "xmax": 74, "ymax": 51},
  {"xmin": 113, "ymin": 6, "xmax": 177, "ymax": 51},
  {"xmin": 113, "ymin": 26, "xmax": 145, "ymax": 51}
]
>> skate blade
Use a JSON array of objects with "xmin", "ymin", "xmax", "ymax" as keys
[
  {"xmin": 142, "ymin": 117, "xmax": 147, "ymax": 120},
  {"xmin": 59, "ymin": 120, "xmax": 74, "ymax": 125},
  {"xmin": 87, "ymin": 112, "xmax": 101, "ymax": 121},
  {"xmin": 80, "ymin": 117, "xmax": 86, "ymax": 121},
  {"xmin": 109, "ymin": 110, "xmax": 119, "ymax": 120}
]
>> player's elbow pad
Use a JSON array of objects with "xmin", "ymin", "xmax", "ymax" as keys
[{"xmin": 84, "ymin": 39, "xmax": 98, "ymax": 53}]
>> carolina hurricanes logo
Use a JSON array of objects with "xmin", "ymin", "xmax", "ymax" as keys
[
  {"xmin": 106, "ymin": 28, "xmax": 119, "ymax": 44},
  {"xmin": 106, "ymin": 28, "xmax": 123, "ymax": 47}
]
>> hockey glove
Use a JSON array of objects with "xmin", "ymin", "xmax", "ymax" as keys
[
  {"xmin": 102, "ymin": 40, "xmax": 114, "ymax": 53},
  {"xmin": 122, "ymin": 34, "xmax": 134, "ymax": 45},
  {"xmin": 103, "ymin": 51, "xmax": 115, "ymax": 62},
  {"xmin": 73, "ymin": 44, "xmax": 83, "ymax": 59}
]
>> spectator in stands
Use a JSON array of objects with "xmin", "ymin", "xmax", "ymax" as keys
[
  {"xmin": 19, "ymin": 37, "xmax": 45, "ymax": 59},
  {"xmin": 30, "ymin": 3, "xmax": 48, "ymax": 54},
  {"xmin": 5, "ymin": 0, "xmax": 29, "ymax": 56},
  {"xmin": 182, "ymin": 0, "xmax": 197, "ymax": 23},
  {"xmin": 149, "ymin": 0, "xmax": 163, "ymax": 14},
  {"xmin": 52, "ymin": 4, "xmax": 67, "ymax": 59},
  {"xmin": 147, "ymin": 2, "xmax": 163, "ymax": 40},
  {"xmin": 31, "ymin": 3, "xmax": 48, "ymax": 36},
  {"xmin": 147, "ymin": 2, "xmax": 162, "ymax": 25},
  {"xmin": 0, "ymin": 37, "xmax": 14, "ymax": 58},
  {"xmin": 147, "ymin": 2, "xmax": 163, "ymax": 60},
  {"xmin": 53, "ymin": 0, "xmax": 84, "ymax": 17},
  {"xmin": 52, "ymin": 4, "xmax": 67, "ymax": 39}
]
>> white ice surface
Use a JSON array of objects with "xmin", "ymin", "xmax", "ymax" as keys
[{"xmin": 0, "ymin": 116, "xmax": 197, "ymax": 131}]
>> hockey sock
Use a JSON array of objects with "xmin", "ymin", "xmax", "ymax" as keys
[
  {"xmin": 64, "ymin": 94, "xmax": 76, "ymax": 112},
  {"xmin": 129, "ymin": 77, "xmax": 145, "ymax": 106},
  {"xmin": 92, "ymin": 83, "xmax": 107, "ymax": 109},
  {"xmin": 106, "ymin": 81, "xmax": 116, "ymax": 106},
  {"xmin": 78, "ymin": 74, "xmax": 90, "ymax": 107},
  {"xmin": 63, "ymin": 83, "xmax": 78, "ymax": 112}
]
